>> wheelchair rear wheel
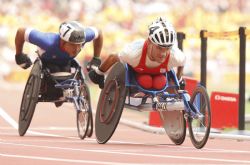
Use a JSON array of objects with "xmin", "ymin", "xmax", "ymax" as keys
[
  {"xmin": 95, "ymin": 62, "xmax": 127, "ymax": 144},
  {"xmin": 18, "ymin": 60, "xmax": 42, "ymax": 136},
  {"xmin": 77, "ymin": 83, "xmax": 93, "ymax": 139},
  {"xmin": 188, "ymin": 85, "xmax": 211, "ymax": 149}
]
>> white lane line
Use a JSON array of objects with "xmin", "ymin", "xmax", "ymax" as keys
[
  {"xmin": 1, "ymin": 141, "xmax": 250, "ymax": 164},
  {"xmin": 0, "ymin": 127, "xmax": 231, "ymax": 153},
  {"xmin": 1, "ymin": 136, "xmax": 250, "ymax": 154},
  {"xmin": 0, "ymin": 107, "xmax": 18, "ymax": 129},
  {"xmin": 0, "ymin": 107, "xmax": 148, "ymax": 145},
  {"xmin": 39, "ymin": 127, "xmax": 76, "ymax": 130},
  {"xmin": 0, "ymin": 126, "xmax": 73, "ymax": 130},
  {"xmin": 0, "ymin": 107, "xmax": 146, "ymax": 145},
  {"xmin": 0, "ymin": 107, "xmax": 78, "ymax": 138},
  {"xmin": 1, "ymin": 106, "xmax": 250, "ymax": 159},
  {"xmin": 0, "ymin": 153, "xmax": 147, "ymax": 165}
]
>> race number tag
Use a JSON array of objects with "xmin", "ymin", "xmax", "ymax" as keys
[{"xmin": 160, "ymin": 68, "xmax": 166, "ymax": 73}]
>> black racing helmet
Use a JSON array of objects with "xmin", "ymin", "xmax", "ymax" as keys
[{"xmin": 59, "ymin": 21, "xmax": 85, "ymax": 44}]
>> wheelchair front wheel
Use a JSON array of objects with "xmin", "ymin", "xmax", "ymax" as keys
[
  {"xmin": 188, "ymin": 85, "xmax": 211, "ymax": 149},
  {"xmin": 76, "ymin": 109, "xmax": 90, "ymax": 139},
  {"xmin": 84, "ymin": 84, "xmax": 93, "ymax": 138},
  {"xmin": 18, "ymin": 61, "xmax": 42, "ymax": 136},
  {"xmin": 76, "ymin": 83, "xmax": 93, "ymax": 139}
]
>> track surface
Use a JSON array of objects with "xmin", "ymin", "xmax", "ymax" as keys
[{"xmin": 1, "ymin": 83, "xmax": 250, "ymax": 164}]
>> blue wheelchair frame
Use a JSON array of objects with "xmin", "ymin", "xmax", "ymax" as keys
[
  {"xmin": 37, "ymin": 58, "xmax": 93, "ymax": 139},
  {"xmin": 38, "ymin": 60, "xmax": 85, "ymax": 111},
  {"xmin": 124, "ymin": 64, "xmax": 201, "ymax": 119},
  {"xmin": 54, "ymin": 77, "xmax": 84, "ymax": 112},
  {"xmin": 95, "ymin": 62, "xmax": 210, "ymax": 149}
]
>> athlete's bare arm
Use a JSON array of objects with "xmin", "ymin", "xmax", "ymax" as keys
[
  {"xmin": 15, "ymin": 28, "xmax": 26, "ymax": 55},
  {"xmin": 93, "ymin": 29, "xmax": 103, "ymax": 58},
  {"xmin": 176, "ymin": 66, "xmax": 184, "ymax": 80},
  {"xmin": 99, "ymin": 54, "xmax": 120, "ymax": 72}
]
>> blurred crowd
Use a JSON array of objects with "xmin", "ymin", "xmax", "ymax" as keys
[{"xmin": 0, "ymin": 0, "xmax": 250, "ymax": 82}]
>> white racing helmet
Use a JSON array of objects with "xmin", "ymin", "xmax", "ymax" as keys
[
  {"xmin": 59, "ymin": 21, "xmax": 85, "ymax": 44},
  {"xmin": 148, "ymin": 17, "xmax": 176, "ymax": 48}
]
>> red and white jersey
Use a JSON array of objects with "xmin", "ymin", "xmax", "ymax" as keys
[{"xmin": 118, "ymin": 39, "xmax": 186, "ymax": 74}]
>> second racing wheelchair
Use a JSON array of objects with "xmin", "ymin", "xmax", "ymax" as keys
[
  {"xmin": 18, "ymin": 56, "xmax": 93, "ymax": 140},
  {"xmin": 95, "ymin": 62, "xmax": 211, "ymax": 149}
]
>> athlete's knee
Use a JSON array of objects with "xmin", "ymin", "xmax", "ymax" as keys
[
  {"xmin": 136, "ymin": 74, "xmax": 152, "ymax": 89},
  {"xmin": 153, "ymin": 74, "xmax": 166, "ymax": 90}
]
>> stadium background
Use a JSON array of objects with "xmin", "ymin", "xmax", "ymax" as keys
[{"xmin": 0, "ymin": 0, "xmax": 249, "ymax": 106}]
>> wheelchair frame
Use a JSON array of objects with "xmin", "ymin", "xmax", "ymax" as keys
[
  {"xmin": 95, "ymin": 62, "xmax": 211, "ymax": 149},
  {"xmin": 18, "ymin": 57, "xmax": 93, "ymax": 140}
]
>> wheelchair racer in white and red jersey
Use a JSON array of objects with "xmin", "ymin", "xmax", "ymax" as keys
[{"xmin": 88, "ymin": 17, "xmax": 186, "ymax": 90}]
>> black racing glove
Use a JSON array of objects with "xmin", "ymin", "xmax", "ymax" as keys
[
  {"xmin": 86, "ymin": 57, "xmax": 101, "ymax": 72},
  {"xmin": 178, "ymin": 77, "xmax": 186, "ymax": 90},
  {"xmin": 15, "ymin": 53, "xmax": 32, "ymax": 69},
  {"xmin": 88, "ymin": 69, "xmax": 104, "ymax": 89}
]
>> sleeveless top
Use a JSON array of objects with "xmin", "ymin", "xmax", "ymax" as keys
[{"xmin": 134, "ymin": 40, "xmax": 170, "ymax": 74}]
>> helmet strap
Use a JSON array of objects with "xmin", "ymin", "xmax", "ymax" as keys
[
  {"xmin": 147, "ymin": 42, "xmax": 155, "ymax": 61},
  {"xmin": 59, "ymin": 39, "xmax": 67, "ymax": 52}
]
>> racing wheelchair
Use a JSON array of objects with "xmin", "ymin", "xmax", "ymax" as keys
[
  {"xmin": 95, "ymin": 62, "xmax": 211, "ymax": 149},
  {"xmin": 18, "ymin": 56, "xmax": 93, "ymax": 140}
]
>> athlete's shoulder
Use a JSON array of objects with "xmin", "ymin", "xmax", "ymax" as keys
[
  {"xmin": 84, "ymin": 26, "xmax": 99, "ymax": 42},
  {"xmin": 128, "ymin": 39, "xmax": 145, "ymax": 48},
  {"xmin": 26, "ymin": 28, "xmax": 59, "ymax": 49},
  {"xmin": 119, "ymin": 39, "xmax": 145, "ymax": 62},
  {"xmin": 170, "ymin": 43, "xmax": 185, "ymax": 56},
  {"xmin": 122, "ymin": 39, "xmax": 144, "ymax": 53}
]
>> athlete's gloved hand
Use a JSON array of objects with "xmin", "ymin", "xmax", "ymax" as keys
[
  {"xmin": 86, "ymin": 57, "xmax": 101, "ymax": 72},
  {"xmin": 178, "ymin": 77, "xmax": 186, "ymax": 90},
  {"xmin": 88, "ymin": 68, "xmax": 104, "ymax": 89},
  {"xmin": 15, "ymin": 53, "xmax": 32, "ymax": 69}
]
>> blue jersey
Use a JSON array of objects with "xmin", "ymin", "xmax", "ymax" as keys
[{"xmin": 26, "ymin": 27, "xmax": 97, "ymax": 65}]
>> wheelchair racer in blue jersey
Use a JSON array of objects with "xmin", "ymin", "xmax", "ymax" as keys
[
  {"xmin": 14, "ymin": 21, "xmax": 103, "ymax": 107},
  {"xmin": 14, "ymin": 21, "xmax": 103, "ymax": 74}
]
